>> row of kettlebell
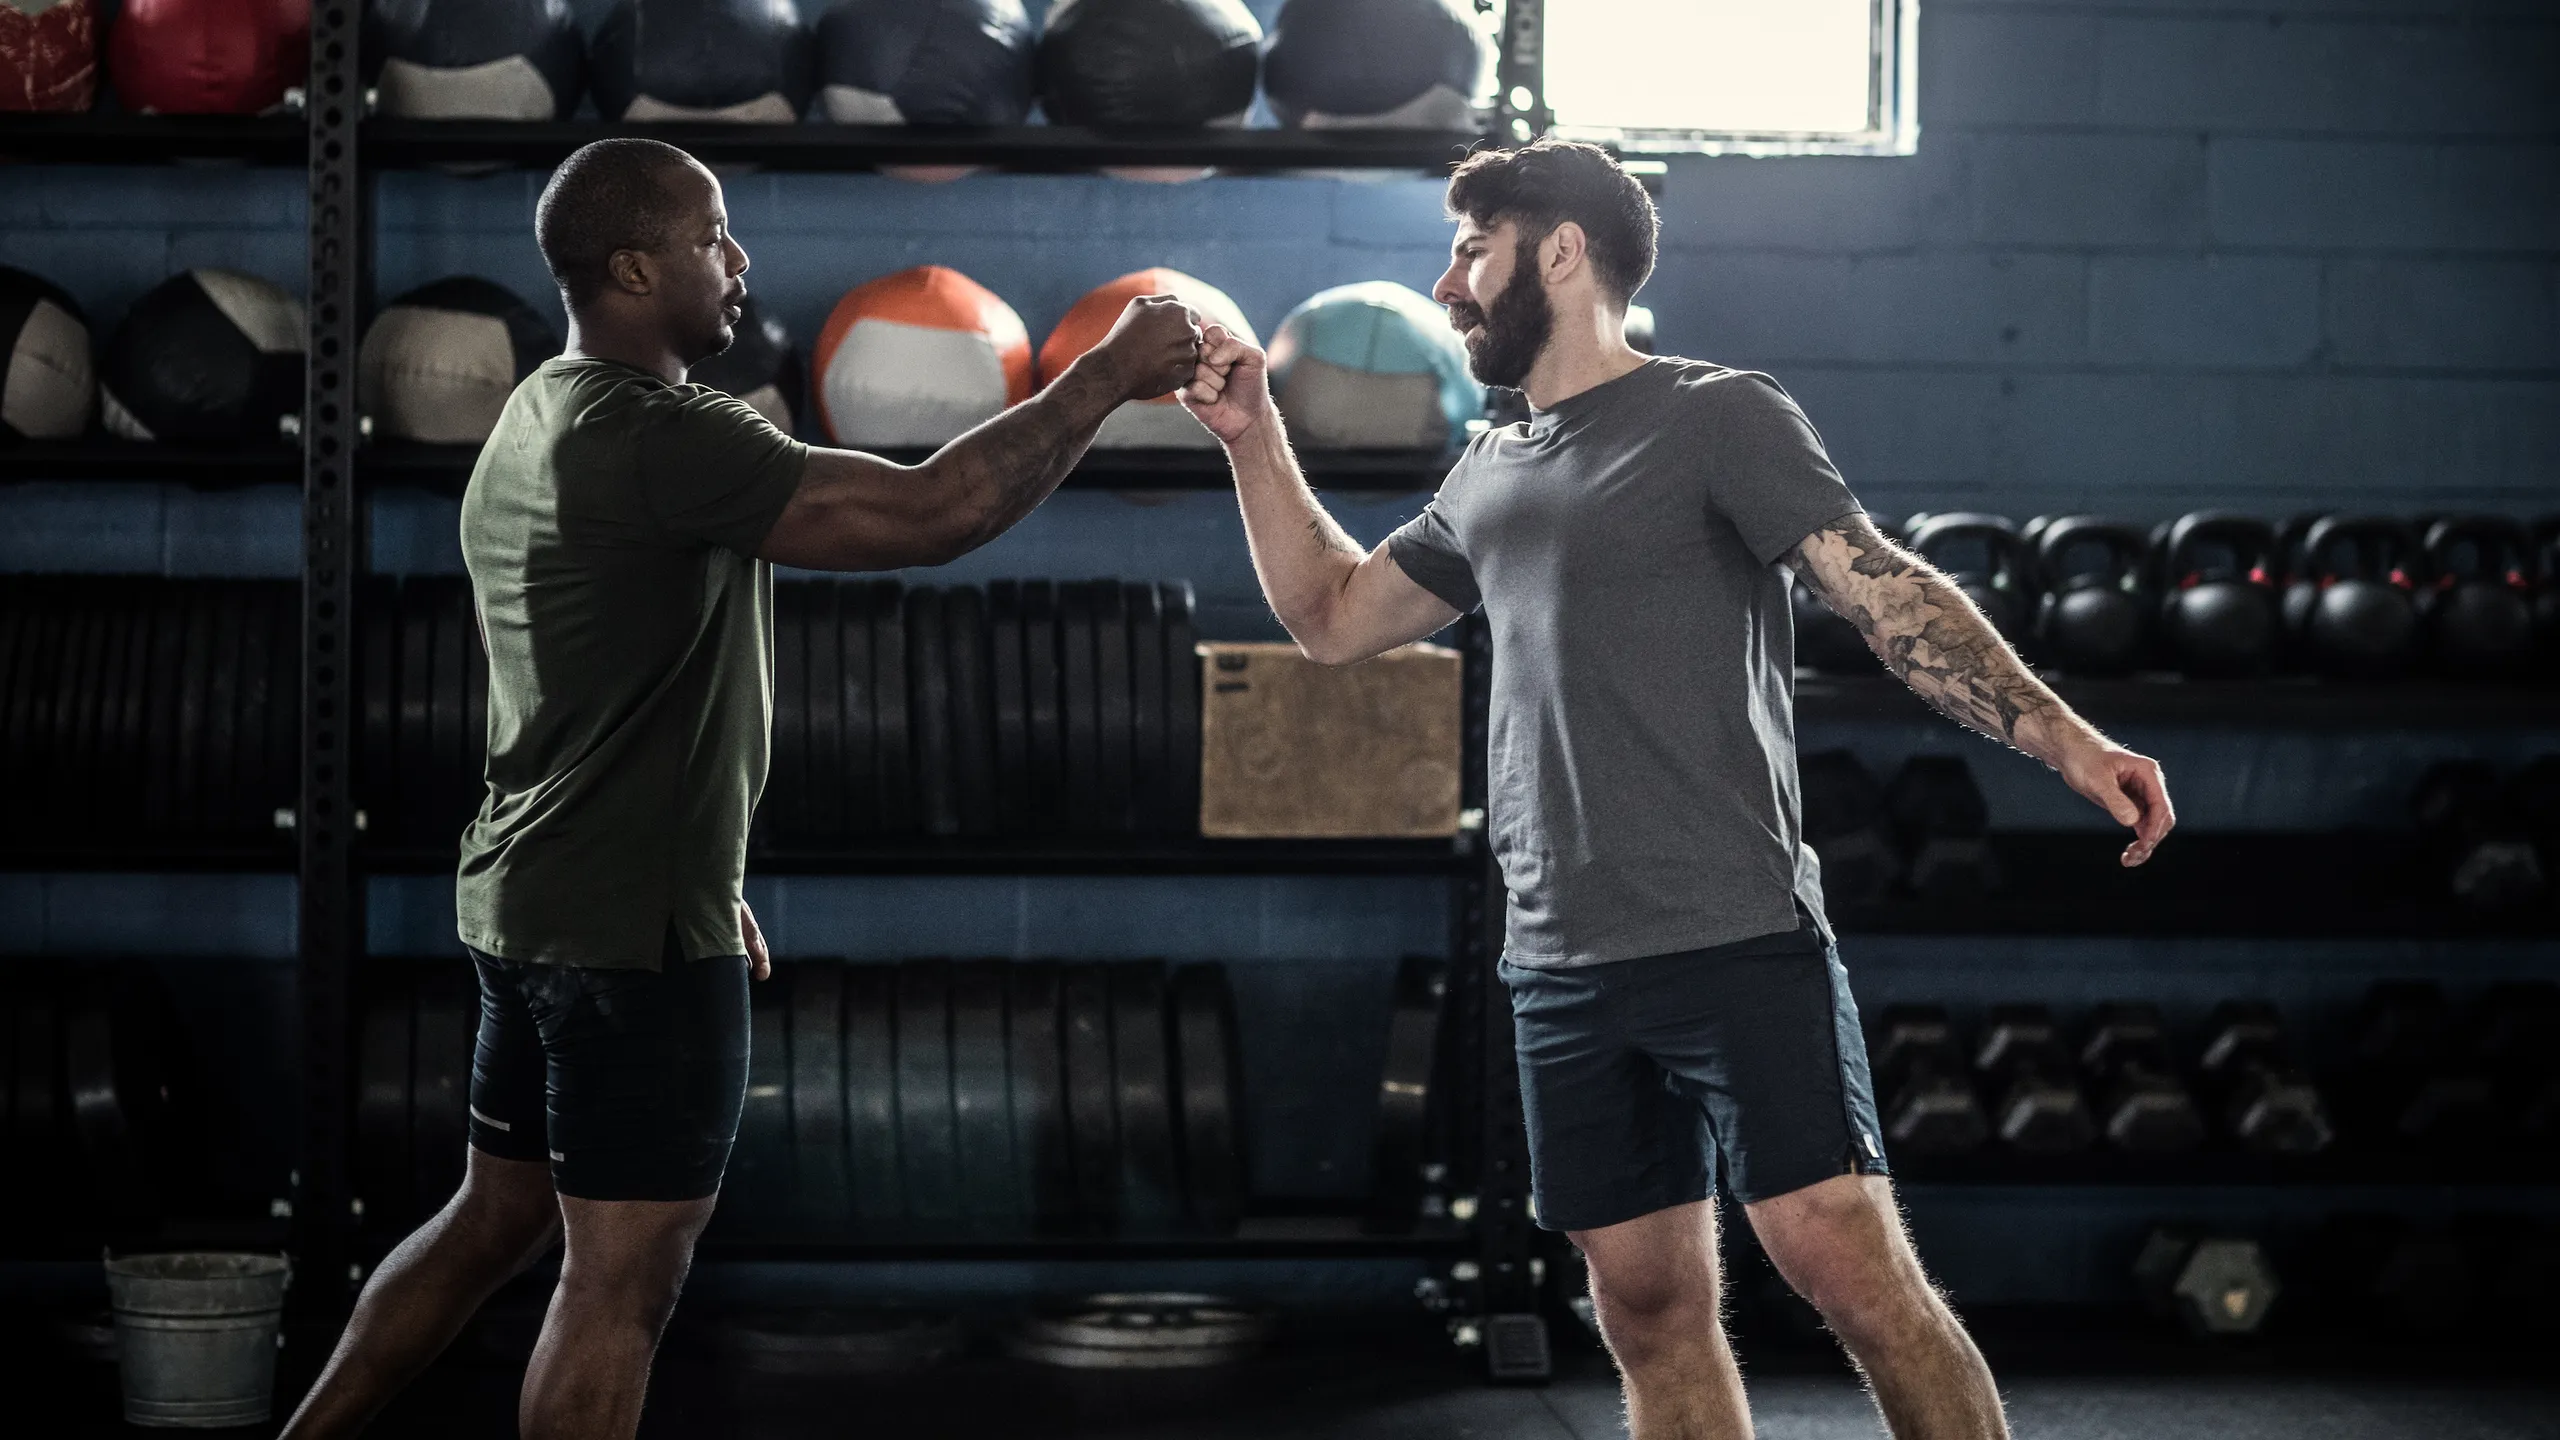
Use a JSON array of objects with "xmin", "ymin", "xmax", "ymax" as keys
[{"xmin": 1792, "ymin": 512, "xmax": 2559, "ymax": 682}]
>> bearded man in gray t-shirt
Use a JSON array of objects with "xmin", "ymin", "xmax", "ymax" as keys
[{"xmin": 1180, "ymin": 140, "xmax": 2174, "ymax": 1440}]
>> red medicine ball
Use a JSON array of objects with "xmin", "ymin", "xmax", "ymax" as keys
[
  {"xmin": 110, "ymin": 0, "xmax": 310, "ymax": 115},
  {"xmin": 1, "ymin": 0, "xmax": 100, "ymax": 112}
]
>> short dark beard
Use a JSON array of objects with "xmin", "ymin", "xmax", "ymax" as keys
[{"xmin": 1452, "ymin": 234, "xmax": 1554, "ymax": 391}]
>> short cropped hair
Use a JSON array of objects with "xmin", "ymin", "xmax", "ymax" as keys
[
  {"xmin": 535, "ymin": 138, "xmax": 701, "ymax": 306},
  {"xmin": 1445, "ymin": 139, "xmax": 1659, "ymax": 304}
]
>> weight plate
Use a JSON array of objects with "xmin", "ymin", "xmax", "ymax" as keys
[
  {"xmin": 13, "ymin": 589, "xmax": 69, "ymax": 842},
  {"xmin": 1125, "ymin": 582, "xmax": 1165, "ymax": 836},
  {"xmin": 459, "ymin": 584, "xmax": 488, "ymax": 832},
  {"xmin": 788, "ymin": 960, "xmax": 848, "ymax": 1235},
  {"xmin": 356, "ymin": 970, "xmax": 414, "ymax": 1230},
  {"xmin": 139, "ymin": 583, "xmax": 186, "ymax": 838},
  {"xmin": 208, "ymin": 584, "xmax": 251, "ymax": 838},
  {"xmin": 170, "ymin": 585, "xmax": 214, "ymax": 839},
  {"xmin": 769, "ymin": 581, "xmax": 809, "ymax": 845},
  {"xmin": 716, "ymin": 1308, "xmax": 963, "ymax": 1378},
  {"xmin": 234, "ymin": 581, "xmax": 274, "ymax": 839},
  {"xmin": 65, "ymin": 967, "xmax": 165, "ymax": 1222},
  {"xmin": 57, "ymin": 585, "xmax": 108, "ymax": 844},
  {"xmin": 1004, "ymin": 1293, "xmax": 1270, "ymax": 1370},
  {"xmin": 871, "ymin": 581, "xmax": 913, "ymax": 835},
  {"xmin": 1172, "ymin": 963, "xmax": 1244, "ymax": 1234},
  {"xmin": 106, "ymin": 587, "xmax": 157, "ymax": 841},
  {"xmin": 396, "ymin": 579, "xmax": 435, "ymax": 845},
  {"xmin": 261, "ymin": 581, "xmax": 301, "ymax": 836},
  {"xmin": 945, "ymin": 587, "xmax": 997, "ymax": 838},
  {"xmin": 1110, "ymin": 963, "xmax": 1179, "ymax": 1229},
  {"xmin": 1058, "ymin": 583, "xmax": 1099, "ymax": 835},
  {"xmin": 1365, "ymin": 956, "xmax": 1447, "ymax": 1234},
  {"xmin": 409, "ymin": 966, "xmax": 472, "ymax": 1222},
  {"xmin": 1020, "ymin": 580, "xmax": 1064, "ymax": 836},
  {"xmin": 1059, "ymin": 963, "xmax": 1117, "ymax": 1228},
  {"xmin": 836, "ymin": 581, "xmax": 878, "ymax": 839},
  {"xmin": 360, "ymin": 577, "xmax": 396, "ymax": 837},
  {"xmin": 37, "ymin": 585, "xmax": 87, "ymax": 842},
  {"xmin": 1092, "ymin": 581, "xmax": 1134, "ymax": 836},
  {"xmin": 1160, "ymin": 583, "xmax": 1201, "ymax": 837},
  {"xmin": 907, "ymin": 588, "xmax": 958, "ymax": 838},
  {"xmin": 734, "ymin": 962, "xmax": 793, "ymax": 1227},
  {"xmin": 430, "ymin": 578, "xmax": 468, "ymax": 846},
  {"xmin": 802, "ymin": 581, "xmax": 845, "ymax": 845},
  {"xmin": 949, "ymin": 960, "xmax": 1015, "ymax": 1222},
  {"xmin": 894, "ymin": 960, "xmax": 958, "ymax": 1221},
  {"xmin": 987, "ymin": 582, "xmax": 1029, "ymax": 837},
  {"xmin": 0, "ymin": 580, "xmax": 30, "ymax": 843},
  {"xmin": 1005, "ymin": 962, "xmax": 1074, "ymax": 1230},
  {"xmin": 842, "ymin": 963, "xmax": 903, "ymax": 1221}
]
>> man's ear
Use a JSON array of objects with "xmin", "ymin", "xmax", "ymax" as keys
[
  {"xmin": 607, "ymin": 248, "xmax": 652, "ymax": 297},
  {"xmin": 1541, "ymin": 221, "xmax": 1589, "ymax": 289}
]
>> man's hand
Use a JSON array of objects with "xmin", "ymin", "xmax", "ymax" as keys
[
  {"xmin": 2054, "ymin": 739, "xmax": 2177, "ymax": 867},
  {"xmin": 1086, "ymin": 295, "xmax": 1203, "ymax": 404},
  {"xmin": 1179, "ymin": 322, "xmax": 1273, "ymax": 446},
  {"xmin": 740, "ymin": 900, "xmax": 770, "ymax": 981}
]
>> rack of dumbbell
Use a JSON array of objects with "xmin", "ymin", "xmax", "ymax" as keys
[{"xmin": 0, "ymin": 960, "xmax": 204, "ymax": 1252}]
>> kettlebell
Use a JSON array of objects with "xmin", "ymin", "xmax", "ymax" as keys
[
  {"xmin": 2281, "ymin": 515, "xmax": 2420, "ymax": 681},
  {"xmin": 2419, "ymin": 516, "xmax": 2535, "ymax": 681},
  {"xmin": 1905, "ymin": 513, "xmax": 2027, "ymax": 644},
  {"xmin": 2032, "ymin": 517, "xmax": 2150, "ymax": 676},
  {"xmin": 2152, "ymin": 512, "xmax": 2279, "ymax": 679}
]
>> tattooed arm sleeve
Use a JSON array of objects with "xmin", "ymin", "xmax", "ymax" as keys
[{"xmin": 1791, "ymin": 513, "xmax": 2098, "ymax": 762}]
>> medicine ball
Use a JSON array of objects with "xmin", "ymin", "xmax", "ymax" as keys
[
  {"xmin": 0, "ymin": 265, "xmax": 93, "ymax": 441},
  {"xmin": 99, "ymin": 269, "xmax": 304, "ymax": 445},
  {"xmin": 364, "ymin": 0, "xmax": 584, "ymax": 121},
  {"xmin": 813, "ymin": 265, "xmax": 1030, "ymax": 448},
  {"xmin": 1036, "ymin": 0, "xmax": 1259, "ymax": 129},
  {"xmin": 109, "ymin": 0, "xmax": 309, "ymax": 116},
  {"xmin": 2, "ymin": 0, "xmax": 99, "ymax": 111},
  {"xmin": 815, "ymin": 0, "xmax": 1032, "ymax": 125},
  {"xmin": 692, "ymin": 292, "xmax": 800, "ymax": 435},
  {"xmin": 358, "ymin": 277, "xmax": 557, "ymax": 446},
  {"xmin": 1263, "ymin": 0, "xmax": 1486, "ymax": 131},
  {"xmin": 1266, "ymin": 281, "xmax": 1478, "ymax": 451},
  {"xmin": 1040, "ymin": 268, "xmax": 1252, "ymax": 449},
  {"xmin": 592, "ymin": 0, "xmax": 814, "ymax": 123}
]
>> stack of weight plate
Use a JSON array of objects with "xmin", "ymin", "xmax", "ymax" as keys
[
  {"xmin": 0, "ymin": 961, "xmax": 187, "ymax": 1241},
  {"xmin": 355, "ymin": 576, "xmax": 491, "ymax": 850},
  {"xmin": 718, "ymin": 958, "xmax": 1246, "ymax": 1240},
  {"xmin": 0, "ymin": 576, "xmax": 300, "ymax": 857},
  {"xmin": 766, "ymin": 579, "xmax": 1203, "ymax": 846},
  {"xmin": 351, "ymin": 959, "xmax": 478, "ymax": 1238},
  {"xmin": 1002, "ymin": 1293, "xmax": 1274, "ymax": 1369}
]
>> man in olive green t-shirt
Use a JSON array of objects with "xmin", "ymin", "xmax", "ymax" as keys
[{"xmin": 282, "ymin": 140, "xmax": 1202, "ymax": 1440}]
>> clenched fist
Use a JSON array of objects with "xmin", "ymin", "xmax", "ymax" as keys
[
  {"xmin": 1177, "ymin": 322, "xmax": 1272, "ymax": 446},
  {"xmin": 1088, "ymin": 295, "xmax": 1205, "ymax": 404}
]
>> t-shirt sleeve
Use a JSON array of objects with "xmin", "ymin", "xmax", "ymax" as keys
[
  {"xmin": 1700, "ymin": 372, "xmax": 1864, "ymax": 566},
  {"xmin": 634, "ymin": 384, "xmax": 811, "ymax": 556},
  {"xmin": 1386, "ymin": 491, "xmax": 1482, "ymax": 614}
]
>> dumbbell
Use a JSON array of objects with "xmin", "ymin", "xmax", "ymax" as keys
[
  {"xmin": 2411, "ymin": 762, "xmax": 2547, "ymax": 917},
  {"xmin": 2196, "ymin": 1000, "xmax": 2333, "ymax": 1155},
  {"xmin": 2351, "ymin": 981, "xmax": 2499, "ymax": 1151},
  {"xmin": 1799, "ymin": 750, "xmax": 1899, "ymax": 909},
  {"xmin": 2078, "ymin": 1002, "xmax": 2204, "ymax": 1154},
  {"xmin": 1886, "ymin": 756, "xmax": 2002, "ymax": 901},
  {"xmin": 1972, "ymin": 1004, "xmax": 2095, "ymax": 1155},
  {"xmin": 2133, "ymin": 1228, "xmax": 2280, "ymax": 1337},
  {"xmin": 1869, "ymin": 1005, "xmax": 1990, "ymax": 1156}
]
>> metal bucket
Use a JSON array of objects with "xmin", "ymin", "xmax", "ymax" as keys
[{"xmin": 104, "ymin": 1252, "xmax": 291, "ymax": 1429}]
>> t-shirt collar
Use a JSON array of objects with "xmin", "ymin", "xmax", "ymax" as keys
[{"xmin": 1524, "ymin": 357, "xmax": 1662, "ymax": 437}]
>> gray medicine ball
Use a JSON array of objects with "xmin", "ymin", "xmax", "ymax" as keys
[
  {"xmin": 100, "ymin": 269, "xmax": 305, "ymax": 446},
  {"xmin": 1036, "ymin": 0, "xmax": 1261, "ymax": 129},
  {"xmin": 359, "ymin": 276, "xmax": 560, "ymax": 446},
  {"xmin": 591, "ymin": 0, "xmax": 816, "ymax": 123},
  {"xmin": 816, "ymin": 0, "xmax": 1034, "ymax": 126},
  {"xmin": 0, "ymin": 264, "xmax": 93, "ymax": 441},
  {"xmin": 1263, "ymin": 0, "xmax": 1487, "ymax": 130},
  {"xmin": 365, "ymin": 0, "xmax": 587, "ymax": 121}
]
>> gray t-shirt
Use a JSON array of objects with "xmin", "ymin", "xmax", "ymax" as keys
[{"xmin": 1388, "ymin": 357, "xmax": 1862, "ymax": 969}]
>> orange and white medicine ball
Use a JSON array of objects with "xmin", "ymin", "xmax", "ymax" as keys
[
  {"xmin": 1038, "ymin": 267, "xmax": 1253, "ymax": 449},
  {"xmin": 812, "ymin": 265, "xmax": 1032, "ymax": 448}
]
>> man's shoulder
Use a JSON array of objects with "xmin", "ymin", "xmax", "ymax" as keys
[{"xmin": 1648, "ymin": 357, "xmax": 1797, "ymax": 414}]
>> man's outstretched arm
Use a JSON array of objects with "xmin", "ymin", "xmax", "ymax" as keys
[
  {"xmin": 1792, "ymin": 512, "xmax": 2177, "ymax": 866},
  {"xmin": 758, "ymin": 296, "xmax": 1202, "ymax": 572}
]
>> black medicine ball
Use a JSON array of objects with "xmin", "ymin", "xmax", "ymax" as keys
[
  {"xmin": 365, "ymin": 0, "xmax": 586, "ymax": 120},
  {"xmin": 815, "ymin": 0, "xmax": 1034, "ymax": 126},
  {"xmin": 359, "ymin": 277, "xmax": 559, "ymax": 446},
  {"xmin": 0, "ymin": 265, "xmax": 94, "ymax": 442},
  {"xmin": 1264, "ymin": 0, "xmax": 1486, "ymax": 130},
  {"xmin": 592, "ymin": 0, "xmax": 816, "ymax": 123},
  {"xmin": 100, "ymin": 269, "xmax": 304, "ymax": 446},
  {"xmin": 691, "ymin": 293, "xmax": 800, "ymax": 435},
  {"xmin": 1036, "ymin": 0, "xmax": 1260, "ymax": 129}
]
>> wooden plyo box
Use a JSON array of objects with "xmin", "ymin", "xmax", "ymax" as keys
[{"xmin": 1197, "ymin": 642, "xmax": 1463, "ymax": 839}]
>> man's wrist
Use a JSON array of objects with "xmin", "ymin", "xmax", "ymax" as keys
[{"xmin": 1222, "ymin": 407, "xmax": 1286, "ymax": 467}]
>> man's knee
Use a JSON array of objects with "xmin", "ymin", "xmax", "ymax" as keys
[
  {"xmin": 1749, "ymin": 1176, "xmax": 1931, "ymax": 1337},
  {"xmin": 442, "ymin": 1154, "xmax": 561, "ymax": 1270}
]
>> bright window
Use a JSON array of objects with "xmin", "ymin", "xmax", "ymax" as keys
[{"xmin": 1542, "ymin": 0, "xmax": 1917, "ymax": 155}]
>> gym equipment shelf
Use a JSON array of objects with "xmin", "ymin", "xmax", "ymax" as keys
[
  {"xmin": 356, "ymin": 442, "xmax": 1453, "ymax": 495},
  {"xmin": 361, "ymin": 119, "xmax": 1487, "ymax": 175},
  {"xmin": 355, "ymin": 837, "xmax": 1477, "ymax": 877},
  {"xmin": 0, "ymin": 442, "xmax": 303, "ymax": 489},
  {"xmin": 1798, "ymin": 674, "xmax": 2560, "ymax": 731},
  {"xmin": 697, "ymin": 1227, "xmax": 1476, "ymax": 1264},
  {"xmin": 0, "ymin": 113, "xmax": 308, "ymax": 167}
]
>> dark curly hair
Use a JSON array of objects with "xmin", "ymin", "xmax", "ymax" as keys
[{"xmin": 1445, "ymin": 139, "xmax": 1659, "ymax": 305}]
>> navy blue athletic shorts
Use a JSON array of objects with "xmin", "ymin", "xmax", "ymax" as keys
[
  {"xmin": 464, "ymin": 942, "xmax": 751, "ymax": 1202},
  {"xmin": 1499, "ymin": 921, "xmax": 1888, "ymax": 1232}
]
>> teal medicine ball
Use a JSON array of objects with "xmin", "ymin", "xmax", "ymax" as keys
[{"xmin": 1266, "ymin": 281, "xmax": 1480, "ymax": 451}]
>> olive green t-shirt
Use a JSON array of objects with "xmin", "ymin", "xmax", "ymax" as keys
[{"xmin": 456, "ymin": 356, "xmax": 809, "ymax": 969}]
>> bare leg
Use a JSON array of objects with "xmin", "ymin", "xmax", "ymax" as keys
[
  {"xmin": 1572, "ymin": 1199, "xmax": 1754, "ymax": 1440},
  {"xmin": 278, "ymin": 1149, "xmax": 561, "ymax": 1439},
  {"xmin": 517, "ymin": 1191, "xmax": 716, "ymax": 1440},
  {"xmin": 1746, "ymin": 1175, "xmax": 2005, "ymax": 1440}
]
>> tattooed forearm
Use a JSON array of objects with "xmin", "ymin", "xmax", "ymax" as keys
[{"xmin": 1793, "ymin": 513, "xmax": 2079, "ymax": 757}]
